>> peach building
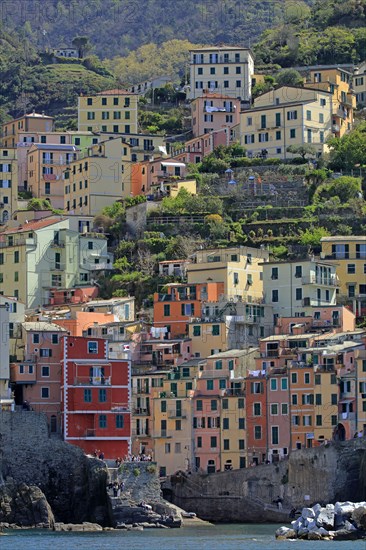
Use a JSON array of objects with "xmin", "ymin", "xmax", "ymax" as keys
[
  {"xmin": 1, "ymin": 112, "xmax": 54, "ymax": 148},
  {"xmin": 191, "ymin": 94, "xmax": 241, "ymax": 138},
  {"xmin": 10, "ymin": 321, "xmax": 68, "ymax": 433}
]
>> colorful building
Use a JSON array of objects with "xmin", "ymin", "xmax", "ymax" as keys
[
  {"xmin": 0, "ymin": 303, "xmax": 12, "ymax": 410},
  {"xmin": 1, "ymin": 112, "xmax": 54, "ymax": 148},
  {"xmin": 64, "ymin": 136, "xmax": 134, "ymax": 215},
  {"xmin": 0, "ymin": 147, "xmax": 18, "ymax": 222},
  {"xmin": 321, "ymin": 236, "xmax": 366, "ymax": 317},
  {"xmin": 191, "ymin": 94, "xmax": 241, "ymax": 138},
  {"xmin": 189, "ymin": 46, "xmax": 254, "ymax": 103},
  {"xmin": 61, "ymin": 335, "xmax": 131, "ymax": 458},
  {"xmin": 354, "ymin": 61, "xmax": 366, "ymax": 106},
  {"xmin": 78, "ymin": 89, "xmax": 138, "ymax": 134},
  {"xmin": 240, "ymin": 86, "xmax": 333, "ymax": 159}
]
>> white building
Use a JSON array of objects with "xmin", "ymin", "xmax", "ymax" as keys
[{"xmin": 189, "ymin": 46, "xmax": 254, "ymax": 104}]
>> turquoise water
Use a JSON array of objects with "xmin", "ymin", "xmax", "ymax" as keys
[{"xmin": 2, "ymin": 524, "xmax": 366, "ymax": 550}]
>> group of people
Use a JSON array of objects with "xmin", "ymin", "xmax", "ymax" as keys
[
  {"xmin": 123, "ymin": 453, "xmax": 153, "ymax": 462},
  {"xmin": 108, "ymin": 481, "xmax": 125, "ymax": 497},
  {"xmin": 93, "ymin": 449, "xmax": 105, "ymax": 460}
]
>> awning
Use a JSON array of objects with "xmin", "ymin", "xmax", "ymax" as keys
[
  {"xmin": 161, "ymin": 162, "xmax": 185, "ymax": 167},
  {"xmin": 156, "ymin": 343, "xmax": 174, "ymax": 349},
  {"xmin": 339, "ymin": 398, "xmax": 354, "ymax": 404}
]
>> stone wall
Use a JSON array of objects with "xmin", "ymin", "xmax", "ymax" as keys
[
  {"xmin": 165, "ymin": 439, "xmax": 366, "ymax": 523},
  {"xmin": 0, "ymin": 411, "xmax": 109, "ymax": 525}
]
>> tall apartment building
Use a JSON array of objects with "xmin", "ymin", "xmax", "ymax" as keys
[
  {"xmin": 65, "ymin": 137, "xmax": 135, "ymax": 215},
  {"xmin": 1, "ymin": 112, "xmax": 54, "ymax": 148},
  {"xmin": 0, "ymin": 147, "xmax": 18, "ymax": 222},
  {"xmin": 191, "ymin": 94, "xmax": 241, "ymax": 138},
  {"xmin": 354, "ymin": 61, "xmax": 366, "ymax": 106},
  {"xmin": 321, "ymin": 236, "xmax": 366, "ymax": 317},
  {"xmin": 189, "ymin": 46, "xmax": 254, "ymax": 103},
  {"xmin": 61, "ymin": 335, "xmax": 131, "ymax": 458},
  {"xmin": 78, "ymin": 89, "xmax": 138, "ymax": 134},
  {"xmin": 27, "ymin": 143, "xmax": 79, "ymax": 209},
  {"xmin": 0, "ymin": 217, "xmax": 113, "ymax": 309},
  {"xmin": 240, "ymin": 86, "xmax": 333, "ymax": 159},
  {"xmin": 262, "ymin": 259, "xmax": 338, "ymax": 318}
]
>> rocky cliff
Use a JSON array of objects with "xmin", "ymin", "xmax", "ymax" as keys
[
  {"xmin": 0, "ymin": 411, "xmax": 109, "ymax": 525},
  {"xmin": 164, "ymin": 439, "xmax": 366, "ymax": 523}
]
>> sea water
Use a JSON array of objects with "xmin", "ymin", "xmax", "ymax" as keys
[{"xmin": 1, "ymin": 524, "xmax": 365, "ymax": 550}]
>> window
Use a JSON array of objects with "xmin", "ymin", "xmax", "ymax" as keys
[
  {"xmin": 276, "ymin": 130, "xmax": 281, "ymax": 140},
  {"xmin": 211, "ymin": 399, "xmax": 217, "ymax": 411},
  {"xmin": 254, "ymin": 426, "xmax": 262, "ymax": 440},
  {"xmin": 320, "ymin": 98, "xmax": 326, "ymax": 106},
  {"xmin": 87, "ymin": 112, "xmax": 95, "ymax": 120},
  {"xmin": 281, "ymin": 378, "xmax": 288, "ymax": 390},
  {"xmin": 303, "ymin": 415, "xmax": 312, "ymax": 426},
  {"xmin": 306, "ymin": 110, "xmax": 311, "ymax": 121},
  {"xmin": 271, "ymin": 403, "xmax": 278, "ymax": 415},
  {"xmin": 84, "ymin": 389, "xmax": 92, "ymax": 402},
  {"xmin": 302, "ymin": 393, "xmax": 314, "ymax": 405},
  {"xmin": 281, "ymin": 403, "xmax": 288, "ymax": 415},
  {"xmin": 331, "ymin": 415, "xmax": 337, "ymax": 426},
  {"xmin": 272, "ymin": 426, "xmax": 279, "ymax": 445},
  {"xmin": 212, "ymin": 324, "xmax": 220, "ymax": 336},
  {"xmin": 271, "ymin": 267, "xmax": 278, "ymax": 280},
  {"xmin": 253, "ymin": 403, "xmax": 261, "ymax": 416},
  {"xmin": 175, "ymin": 420, "xmax": 181, "ymax": 431},
  {"xmin": 239, "ymin": 439, "xmax": 245, "ymax": 450},
  {"xmin": 236, "ymin": 80, "xmax": 241, "ymax": 87},
  {"xmin": 223, "ymin": 439, "xmax": 230, "ymax": 450},
  {"xmin": 290, "ymin": 129, "xmax": 296, "ymax": 139},
  {"xmin": 41, "ymin": 387, "xmax": 49, "ymax": 399},
  {"xmin": 228, "ymin": 360, "xmax": 234, "ymax": 371},
  {"xmin": 163, "ymin": 304, "xmax": 171, "ymax": 317},
  {"xmin": 347, "ymin": 264, "xmax": 356, "ymax": 274},
  {"xmin": 33, "ymin": 334, "xmax": 40, "ymax": 344},
  {"xmin": 270, "ymin": 378, "xmax": 277, "ymax": 391},
  {"xmin": 193, "ymin": 325, "xmax": 201, "ymax": 337},
  {"xmin": 219, "ymin": 379, "xmax": 226, "ymax": 389},
  {"xmin": 207, "ymin": 379, "xmax": 214, "ymax": 390},
  {"xmin": 197, "ymin": 436, "xmax": 202, "ymax": 448},
  {"xmin": 315, "ymin": 394, "xmax": 322, "ymax": 405},
  {"xmin": 287, "ymin": 110, "xmax": 298, "ymax": 120},
  {"xmin": 210, "ymin": 436, "xmax": 217, "ymax": 448},
  {"xmin": 304, "ymin": 373, "xmax": 310, "ymax": 384},
  {"xmin": 116, "ymin": 415, "xmax": 124, "ymax": 428},
  {"xmin": 272, "ymin": 289, "xmax": 279, "ymax": 302},
  {"xmin": 99, "ymin": 389, "xmax": 107, "ymax": 402},
  {"xmin": 292, "ymin": 415, "xmax": 300, "ymax": 426},
  {"xmin": 161, "ymin": 400, "xmax": 167, "ymax": 413},
  {"xmin": 196, "ymin": 400, "xmax": 203, "ymax": 411},
  {"xmin": 88, "ymin": 341, "xmax": 98, "ymax": 354},
  {"xmin": 223, "ymin": 418, "xmax": 229, "ymax": 430},
  {"xmin": 239, "ymin": 418, "xmax": 245, "ymax": 429},
  {"xmin": 291, "ymin": 372, "xmax": 297, "ymax": 384},
  {"xmin": 52, "ymin": 334, "xmax": 59, "ymax": 345},
  {"xmin": 99, "ymin": 415, "xmax": 107, "ymax": 428},
  {"xmin": 14, "ymin": 251, "xmax": 19, "ymax": 263},
  {"xmin": 261, "ymin": 115, "xmax": 266, "ymax": 129},
  {"xmin": 331, "ymin": 394, "xmax": 337, "ymax": 405},
  {"xmin": 259, "ymin": 132, "xmax": 269, "ymax": 142},
  {"xmin": 87, "ymin": 98, "xmax": 93, "ymax": 105},
  {"xmin": 165, "ymin": 443, "xmax": 171, "ymax": 454},
  {"xmin": 238, "ymin": 398, "xmax": 244, "ymax": 409},
  {"xmin": 175, "ymin": 442, "xmax": 181, "ymax": 454},
  {"xmin": 40, "ymin": 349, "xmax": 52, "ymax": 357},
  {"xmin": 292, "ymin": 394, "xmax": 298, "ymax": 405},
  {"xmin": 275, "ymin": 112, "xmax": 281, "ymax": 127}
]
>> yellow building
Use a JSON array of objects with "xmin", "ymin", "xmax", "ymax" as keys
[
  {"xmin": 187, "ymin": 246, "xmax": 269, "ymax": 301},
  {"xmin": 27, "ymin": 143, "xmax": 79, "ymax": 209},
  {"xmin": 78, "ymin": 89, "xmax": 138, "ymax": 134},
  {"xmin": 305, "ymin": 67, "xmax": 355, "ymax": 138},
  {"xmin": 354, "ymin": 61, "xmax": 366, "ymax": 106},
  {"xmin": 188, "ymin": 320, "xmax": 228, "ymax": 358},
  {"xmin": 1, "ymin": 112, "xmax": 54, "ymax": 148},
  {"xmin": 240, "ymin": 86, "xmax": 333, "ymax": 159},
  {"xmin": 321, "ymin": 236, "xmax": 366, "ymax": 316},
  {"xmin": 220, "ymin": 390, "xmax": 247, "ymax": 470},
  {"xmin": 65, "ymin": 137, "xmax": 134, "ymax": 215},
  {"xmin": 0, "ymin": 148, "xmax": 18, "ymax": 222}
]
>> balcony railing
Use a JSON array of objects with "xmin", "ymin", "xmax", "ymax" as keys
[
  {"xmin": 50, "ymin": 240, "xmax": 65, "ymax": 248},
  {"xmin": 134, "ymin": 408, "xmax": 150, "ymax": 416},
  {"xmin": 302, "ymin": 276, "xmax": 338, "ymax": 287},
  {"xmin": 167, "ymin": 411, "xmax": 187, "ymax": 419},
  {"xmin": 73, "ymin": 376, "xmax": 111, "ymax": 386}
]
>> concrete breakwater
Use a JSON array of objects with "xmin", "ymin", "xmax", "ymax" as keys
[{"xmin": 164, "ymin": 438, "xmax": 366, "ymax": 522}]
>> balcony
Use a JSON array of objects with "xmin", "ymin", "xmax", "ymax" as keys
[
  {"xmin": 167, "ymin": 411, "xmax": 187, "ymax": 419},
  {"xmin": 73, "ymin": 376, "xmax": 112, "ymax": 386},
  {"xmin": 339, "ymin": 412, "xmax": 355, "ymax": 421},
  {"xmin": 134, "ymin": 408, "xmax": 150, "ymax": 416},
  {"xmin": 82, "ymin": 260, "xmax": 113, "ymax": 271},
  {"xmin": 302, "ymin": 276, "xmax": 338, "ymax": 287},
  {"xmin": 136, "ymin": 387, "xmax": 150, "ymax": 394},
  {"xmin": 224, "ymin": 388, "xmax": 245, "ymax": 396},
  {"xmin": 51, "ymin": 263, "xmax": 65, "ymax": 271},
  {"xmin": 0, "ymin": 237, "xmax": 35, "ymax": 248},
  {"xmin": 50, "ymin": 239, "xmax": 65, "ymax": 248}
]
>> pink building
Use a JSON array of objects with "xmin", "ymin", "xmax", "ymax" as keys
[
  {"xmin": 136, "ymin": 333, "xmax": 192, "ymax": 368},
  {"xmin": 172, "ymin": 129, "xmax": 230, "ymax": 164},
  {"xmin": 266, "ymin": 368, "xmax": 290, "ymax": 462},
  {"xmin": 48, "ymin": 286, "xmax": 99, "ymax": 306},
  {"xmin": 193, "ymin": 372, "xmax": 222, "ymax": 473},
  {"xmin": 274, "ymin": 306, "xmax": 355, "ymax": 335},
  {"xmin": 191, "ymin": 94, "xmax": 241, "ymax": 138},
  {"xmin": 10, "ymin": 321, "xmax": 67, "ymax": 433}
]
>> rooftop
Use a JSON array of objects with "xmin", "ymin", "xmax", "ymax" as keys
[
  {"xmin": 2, "ymin": 216, "xmax": 64, "ymax": 235},
  {"xmin": 321, "ymin": 236, "xmax": 366, "ymax": 242},
  {"xmin": 96, "ymin": 89, "xmax": 137, "ymax": 96},
  {"xmin": 22, "ymin": 322, "xmax": 67, "ymax": 332},
  {"xmin": 84, "ymin": 297, "xmax": 134, "ymax": 308},
  {"xmin": 208, "ymin": 347, "xmax": 258, "ymax": 359},
  {"xmin": 29, "ymin": 144, "xmax": 79, "ymax": 151}
]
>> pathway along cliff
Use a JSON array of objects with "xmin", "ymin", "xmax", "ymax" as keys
[{"xmin": 163, "ymin": 438, "xmax": 366, "ymax": 523}]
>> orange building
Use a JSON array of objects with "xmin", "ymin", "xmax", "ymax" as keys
[
  {"xmin": 153, "ymin": 281, "xmax": 224, "ymax": 338},
  {"xmin": 61, "ymin": 336, "xmax": 131, "ymax": 458}
]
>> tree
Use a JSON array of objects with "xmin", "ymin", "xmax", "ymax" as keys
[
  {"xmin": 276, "ymin": 69, "xmax": 303, "ymax": 87},
  {"xmin": 299, "ymin": 227, "xmax": 330, "ymax": 247},
  {"xmin": 286, "ymin": 144, "xmax": 317, "ymax": 160},
  {"xmin": 313, "ymin": 176, "xmax": 362, "ymax": 204},
  {"xmin": 328, "ymin": 122, "xmax": 366, "ymax": 170},
  {"xmin": 72, "ymin": 36, "xmax": 92, "ymax": 59}
]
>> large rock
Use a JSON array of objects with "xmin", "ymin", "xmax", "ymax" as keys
[
  {"xmin": 302, "ymin": 507, "xmax": 315, "ymax": 519},
  {"xmin": 352, "ymin": 506, "xmax": 366, "ymax": 530},
  {"xmin": 275, "ymin": 526, "xmax": 297, "ymax": 539},
  {"xmin": 316, "ymin": 505, "xmax": 335, "ymax": 529},
  {"xmin": 332, "ymin": 528, "xmax": 360, "ymax": 541},
  {"xmin": 54, "ymin": 522, "xmax": 103, "ymax": 531},
  {"xmin": 0, "ymin": 481, "xmax": 54, "ymax": 528},
  {"xmin": 334, "ymin": 501, "xmax": 355, "ymax": 518}
]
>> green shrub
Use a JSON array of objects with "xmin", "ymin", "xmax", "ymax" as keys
[
  {"xmin": 133, "ymin": 468, "xmax": 140, "ymax": 477},
  {"xmin": 146, "ymin": 464, "xmax": 157, "ymax": 474}
]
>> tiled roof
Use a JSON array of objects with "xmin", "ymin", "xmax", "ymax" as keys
[{"xmin": 2, "ymin": 217, "xmax": 64, "ymax": 235}]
